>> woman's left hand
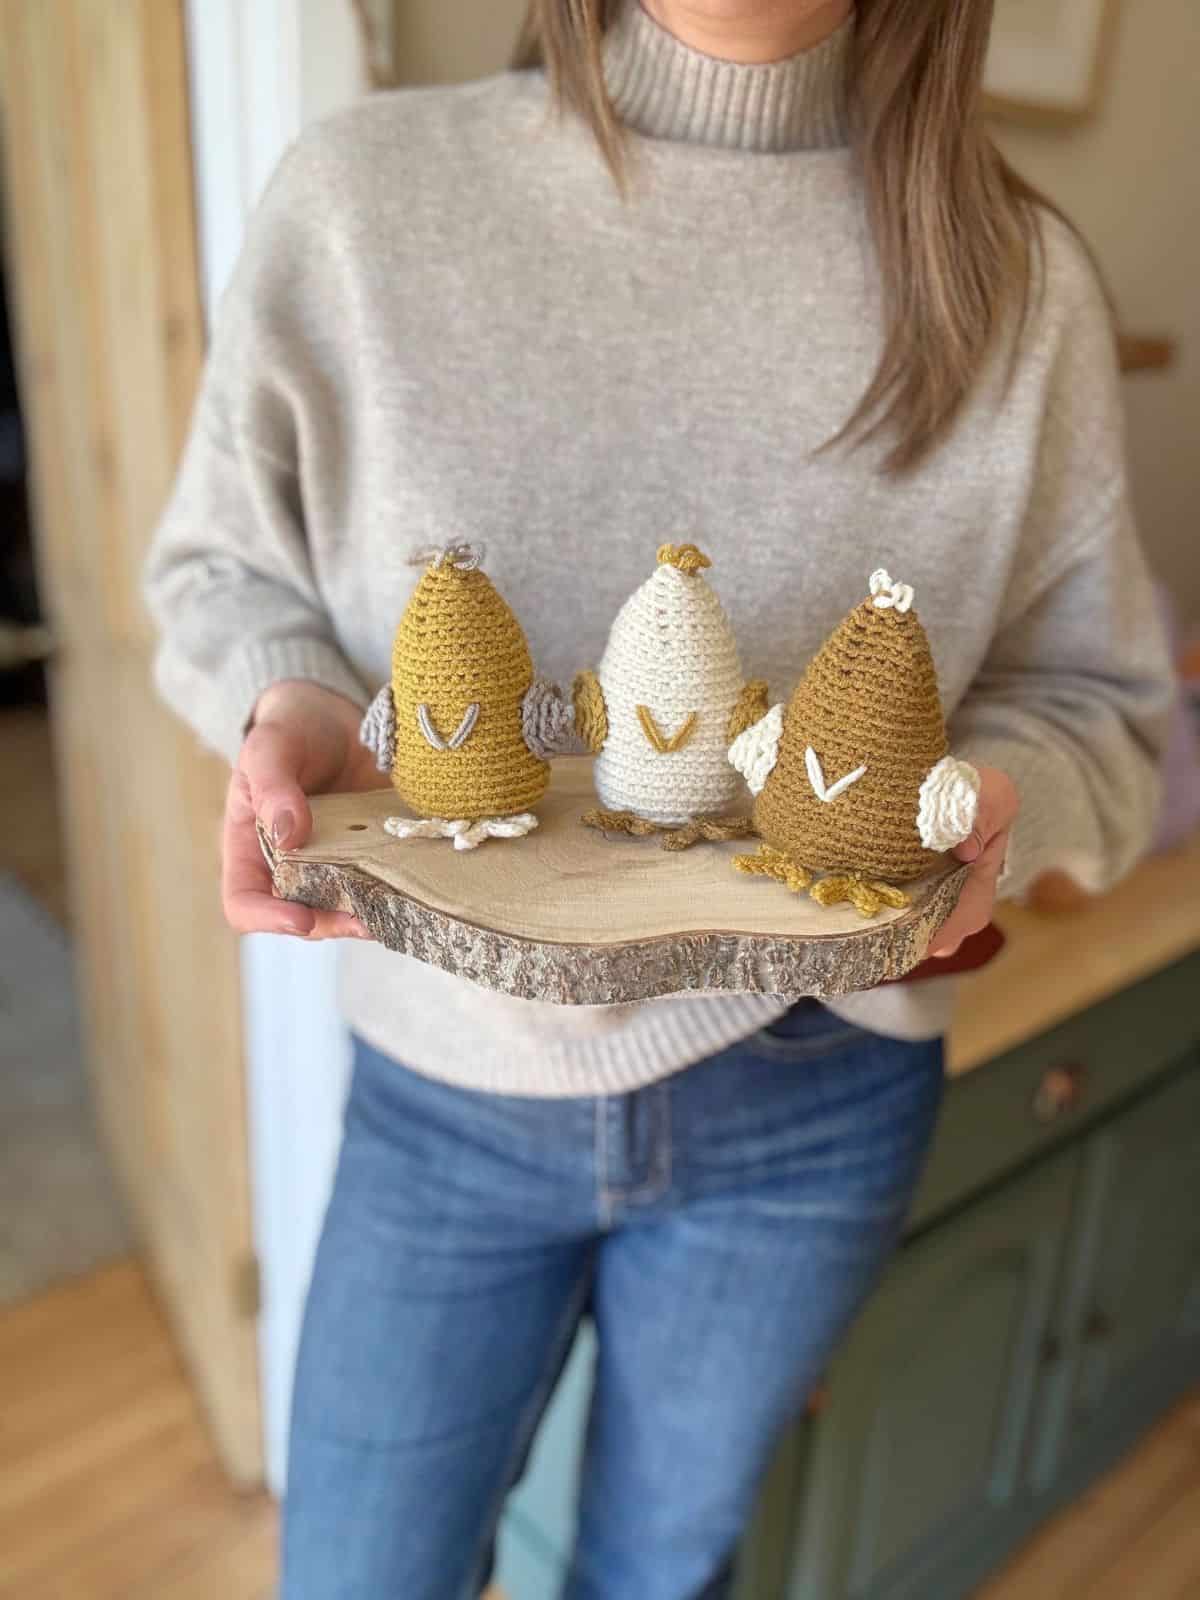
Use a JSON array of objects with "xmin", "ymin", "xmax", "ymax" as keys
[{"xmin": 928, "ymin": 764, "xmax": 1019, "ymax": 959}]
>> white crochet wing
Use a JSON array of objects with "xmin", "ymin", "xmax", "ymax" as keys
[
  {"xmin": 917, "ymin": 756, "xmax": 981, "ymax": 851},
  {"xmin": 728, "ymin": 703, "xmax": 785, "ymax": 796},
  {"xmin": 360, "ymin": 684, "xmax": 396, "ymax": 774}
]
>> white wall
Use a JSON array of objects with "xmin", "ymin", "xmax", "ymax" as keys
[
  {"xmin": 185, "ymin": 0, "xmax": 374, "ymax": 1496},
  {"xmin": 300, "ymin": 0, "xmax": 374, "ymax": 122},
  {"xmin": 392, "ymin": 0, "xmax": 526, "ymax": 85},
  {"xmin": 990, "ymin": 5, "xmax": 1200, "ymax": 623}
]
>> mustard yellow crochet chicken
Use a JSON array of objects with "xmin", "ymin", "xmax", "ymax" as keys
[
  {"xmin": 360, "ymin": 544, "xmax": 571, "ymax": 849},
  {"xmin": 729, "ymin": 569, "xmax": 981, "ymax": 916},
  {"xmin": 573, "ymin": 543, "xmax": 768, "ymax": 849}
]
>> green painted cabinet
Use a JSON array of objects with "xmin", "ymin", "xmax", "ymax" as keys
[
  {"xmin": 1028, "ymin": 1062, "xmax": 1200, "ymax": 1497},
  {"xmin": 497, "ymin": 957, "xmax": 1200, "ymax": 1600},
  {"xmin": 778, "ymin": 1148, "xmax": 1080, "ymax": 1600},
  {"xmin": 769, "ymin": 1055, "xmax": 1200, "ymax": 1600}
]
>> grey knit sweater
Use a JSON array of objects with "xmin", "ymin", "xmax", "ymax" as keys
[{"xmin": 145, "ymin": 0, "xmax": 1171, "ymax": 1096}]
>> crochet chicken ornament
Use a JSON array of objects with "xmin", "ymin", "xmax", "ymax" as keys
[
  {"xmin": 574, "ymin": 544, "xmax": 769, "ymax": 849},
  {"xmin": 730, "ymin": 569, "xmax": 982, "ymax": 917},
  {"xmin": 360, "ymin": 544, "xmax": 572, "ymax": 849}
]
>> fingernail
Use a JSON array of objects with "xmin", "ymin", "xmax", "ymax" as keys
[
  {"xmin": 272, "ymin": 810, "xmax": 296, "ymax": 849},
  {"xmin": 958, "ymin": 837, "xmax": 981, "ymax": 863}
]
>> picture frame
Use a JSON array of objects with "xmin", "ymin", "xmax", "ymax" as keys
[{"xmin": 984, "ymin": 0, "xmax": 1119, "ymax": 126}]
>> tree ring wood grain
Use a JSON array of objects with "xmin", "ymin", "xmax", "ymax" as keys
[{"xmin": 259, "ymin": 759, "xmax": 968, "ymax": 1005}]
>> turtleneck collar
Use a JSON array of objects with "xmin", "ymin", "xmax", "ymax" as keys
[{"xmin": 602, "ymin": 0, "xmax": 854, "ymax": 154}]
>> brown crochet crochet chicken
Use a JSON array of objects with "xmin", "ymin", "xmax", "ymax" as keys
[{"xmin": 729, "ymin": 569, "xmax": 981, "ymax": 917}]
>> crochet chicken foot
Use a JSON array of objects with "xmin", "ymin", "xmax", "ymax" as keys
[
  {"xmin": 582, "ymin": 809, "xmax": 756, "ymax": 851},
  {"xmin": 731, "ymin": 845, "xmax": 814, "ymax": 894},
  {"xmin": 659, "ymin": 815, "xmax": 758, "ymax": 852},
  {"xmin": 809, "ymin": 873, "xmax": 912, "ymax": 919},
  {"xmin": 733, "ymin": 847, "xmax": 913, "ymax": 918},
  {"xmin": 581, "ymin": 808, "xmax": 659, "ymax": 839},
  {"xmin": 383, "ymin": 813, "xmax": 539, "ymax": 852}
]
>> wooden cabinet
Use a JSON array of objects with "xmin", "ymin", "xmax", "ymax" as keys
[
  {"xmin": 1029, "ymin": 1063, "xmax": 1200, "ymax": 1496},
  {"xmin": 779, "ymin": 1151, "xmax": 1079, "ymax": 1600},
  {"xmin": 773, "ymin": 1056, "xmax": 1200, "ymax": 1600},
  {"xmin": 497, "ymin": 960, "xmax": 1200, "ymax": 1600}
]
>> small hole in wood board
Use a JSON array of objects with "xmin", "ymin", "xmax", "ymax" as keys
[{"xmin": 348, "ymin": 824, "xmax": 368, "ymax": 832}]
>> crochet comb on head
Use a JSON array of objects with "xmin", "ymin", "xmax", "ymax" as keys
[{"xmin": 656, "ymin": 541, "xmax": 712, "ymax": 576}]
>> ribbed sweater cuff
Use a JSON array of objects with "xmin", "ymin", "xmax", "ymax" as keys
[
  {"xmin": 217, "ymin": 637, "xmax": 371, "ymax": 764},
  {"xmin": 956, "ymin": 734, "xmax": 1115, "ymax": 901}
]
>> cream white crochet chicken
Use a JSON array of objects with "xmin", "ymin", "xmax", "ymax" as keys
[{"xmin": 573, "ymin": 544, "xmax": 768, "ymax": 849}]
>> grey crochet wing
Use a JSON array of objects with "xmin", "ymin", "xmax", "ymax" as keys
[
  {"xmin": 360, "ymin": 684, "xmax": 397, "ymax": 774},
  {"xmin": 522, "ymin": 678, "xmax": 575, "ymax": 761}
]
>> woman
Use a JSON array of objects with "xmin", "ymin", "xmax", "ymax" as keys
[{"xmin": 145, "ymin": 0, "xmax": 1169, "ymax": 1594}]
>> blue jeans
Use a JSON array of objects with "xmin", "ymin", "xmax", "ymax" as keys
[{"xmin": 283, "ymin": 1004, "xmax": 944, "ymax": 1600}]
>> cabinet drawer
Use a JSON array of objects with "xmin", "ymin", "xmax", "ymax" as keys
[{"xmin": 910, "ymin": 952, "xmax": 1200, "ymax": 1232}]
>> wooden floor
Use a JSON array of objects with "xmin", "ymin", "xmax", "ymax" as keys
[
  {"xmin": 0, "ymin": 1263, "xmax": 276, "ymax": 1600},
  {"xmin": 2, "ymin": 1261, "xmax": 1198, "ymax": 1599}
]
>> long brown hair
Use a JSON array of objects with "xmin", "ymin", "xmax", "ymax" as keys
[{"xmin": 512, "ymin": 0, "xmax": 1073, "ymax": 474}]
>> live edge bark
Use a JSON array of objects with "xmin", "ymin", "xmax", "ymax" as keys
[{"xmin": 260, "ymin": 823, "xmax": 968, "ymax": 1006}]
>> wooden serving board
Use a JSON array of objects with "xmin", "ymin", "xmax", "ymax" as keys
[{"xmin": 261, "ymin": 758, "xmax": 967, "ymax": 1005}]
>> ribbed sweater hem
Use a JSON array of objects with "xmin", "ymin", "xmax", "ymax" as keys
[{"xmin": 339, "ymin": 964, "xmax": 790, "ymax": 1097}]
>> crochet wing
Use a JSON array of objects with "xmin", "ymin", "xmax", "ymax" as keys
[
  {"xmin": 728, "ymin": 703, "xmax": 785, "ymax": 796},
  {"xmin": 727, "ymin": 679, "xmax": 770, "ymax": 743},
  {"xmin": 572, "ymin": 669, "xmax": 609, "ymax": 756},
  {"xmin": 916, "ymin": 756, "xmax": 981, "ymax": 851},
  {"xmin": 360, "ymin": 684, "xmax": 396, "ymax": 774},
  {"xmin": 522, "ymin": 678, "xmax": 575, "ymax": 760}
]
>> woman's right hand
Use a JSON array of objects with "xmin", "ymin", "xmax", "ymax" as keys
[{"xmin": 222, "ymin": 679, "xmax": 381, "ymax": 940}]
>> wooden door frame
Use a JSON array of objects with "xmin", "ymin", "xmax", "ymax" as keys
[{"xmin": 0, "ymin": 0, "xmax": 262, "ymax": 1483}]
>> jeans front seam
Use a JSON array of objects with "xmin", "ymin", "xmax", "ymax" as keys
[
  {"xmin": 618, "ymin": 1081, "xmax": 672, "ymax": 1207},
  {"xmin": 469, "ymin": 1261, "xmax": 594, "ymax": 1600}
]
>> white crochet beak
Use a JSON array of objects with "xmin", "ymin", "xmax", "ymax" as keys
[{"xmin": 917, "ymin": 756, "xmax": 981, "ymax": 852}]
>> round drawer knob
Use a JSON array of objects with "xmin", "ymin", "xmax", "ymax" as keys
[
  {"xmin": 1084, "ymin": 1308, "xmax": 1115, "ymax": 1342},
  {"xmin": 1032, "ymin": 1063, "xmax": 1087, "ymax": 1123},
  {"xmin": 1040, "ymin": 1333, "xmax": 1064, "ymax": 1367}
]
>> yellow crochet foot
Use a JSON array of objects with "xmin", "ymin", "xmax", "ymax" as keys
[
  {"xmin": 580, "ymin": 808, "xmax": 664, "ymax": 839},
  {"xmin": 732, "ymin": 845, "xmax": 813, "ymax": 894},
  {"xmin": 810, "ymin": 874, "xmax": 911, "ymax": 918},
  {"xmin": 660, "ymin": 815, "xmax": 758, "ymax": 852}
]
